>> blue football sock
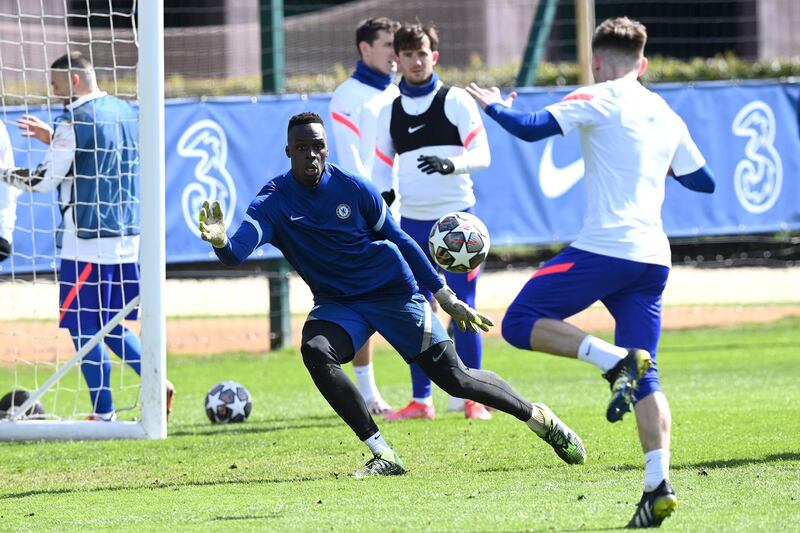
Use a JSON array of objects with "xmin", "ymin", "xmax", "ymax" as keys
[
  {"xmin": 106, "ymin": 324, "xmax": 142, "ymax": 375},
  {"xmin": 70, "ymin": 327, "xmax": 114, "ymax": 416},
  {"xmin": 409, "ymin": 362, "xmax": 432, "ymax": 400}
]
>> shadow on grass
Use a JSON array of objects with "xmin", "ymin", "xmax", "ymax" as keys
[
  {"xmin": 0, "ymin": 473, "xmax": 336, "ymax": 501},
  {"xmin": 665, "ymin": 340, "xmax": 797, "ymax": 353},
  {"xmin": 169, "ymin": 415, "xmax": 340, "ymax": 437},
  {"xmin": 611, "ymin": 452, "xmax": 800, "ymax": 472},
  {"xmin": 553, "ymin": 526, "xmax": 627, "ymax": 533},
  {"xmin": 210, "ymin": 514, "xmax": 284, "ymax": 522}
]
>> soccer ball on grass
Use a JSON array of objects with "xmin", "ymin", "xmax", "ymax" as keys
[
  {"xmin": 428, "ymin": 212, "xmax": 491, "ymax": 273},
  {"xmin": 205, "ymin": 381, "xmax": 252, "ymax": 424}
]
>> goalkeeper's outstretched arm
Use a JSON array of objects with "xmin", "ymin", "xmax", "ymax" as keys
[
  {"xmin": 198, "ymin": 200, "xmax": 263, "ymax": 266},
  {"xmin": 372, "ymin": 200, "xmax": 493, "ymax": 333}
]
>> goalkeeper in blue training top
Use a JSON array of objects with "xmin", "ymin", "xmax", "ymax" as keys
[{"xmin": 198, "ymin": 111, "xmax": 586, "ymax": 476}]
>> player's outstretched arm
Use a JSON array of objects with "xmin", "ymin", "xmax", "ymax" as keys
[
  {"xmin": 382, "ymin": 214, "xmax": 493, "ymax": 333},
  {"xmin": 434, "ymin": 286, "xmax": 494, "ymax": 334},
  {"xmin": 467, "ymin": 82, "xmax": 562, "ymax": 143},
  {"xmin": 199, "ymin": 200, "xmax": 260, "ymax": 267},
  {"xmin": 465, "ymin": 83, "xmax": 517, "ymax": 110}
]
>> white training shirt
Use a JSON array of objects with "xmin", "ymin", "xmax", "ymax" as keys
[
  {"xmin": 25, "ymin": 91, "xmax": 139, "ymax": 264},
  {"xmin": 0, "ymin": 121, "xmax": 21, "ymax": 243},
  {"xmin": 374, "ymin": 81, "xmax": 491, "ymax": 220},
  {"xmin": 545, "ymin": 77, "xmax": 705, "ymax": 267},
  {"xmin": 329, "ymin": 76, "xmax": 400, "ymax": 192}
]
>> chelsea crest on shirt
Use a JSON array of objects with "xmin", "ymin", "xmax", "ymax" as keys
[{"xmin": 336, "ymin": 204, "xmax": 352, "ymax": 219}]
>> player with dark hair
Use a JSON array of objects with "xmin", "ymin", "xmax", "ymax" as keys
[
  {"xmin": 3, "ymin": 51, "xmax": 175, "ymax": 421},
  {"xmin": 373, "ymin": 22, "xmax": 493, "ymax": 420},
  {"xmin": 329, "ymin": 16, "xmax": 401, "ymax": 415},
  {"xmin": 467, "ymin": 17, "xmax": 715, "ymax": 528},
  {"xmin": 198, "ymin": 111, "xmax": 586, "ymax": 476}
]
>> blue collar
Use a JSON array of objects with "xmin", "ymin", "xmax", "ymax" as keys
[
  {"xmin": 399, "ymin": 72, "xmax": 439, "ymax": 97},
  {"xmin": 351, "ymin": 60, "xmax": 394, "ymax": 91}
]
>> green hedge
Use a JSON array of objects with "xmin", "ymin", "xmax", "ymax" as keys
[
  {"xmin": 176, "ymin": 54, "xmax": 800, "ymax": 96},
  {"xmin": 3, "ymin": 55, "xmax": 800, "ymax": 104}
]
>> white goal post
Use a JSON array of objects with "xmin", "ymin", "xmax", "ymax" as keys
[{"xmin": 0, "ymin": 2, "xmax": 166, "ymax": 440}]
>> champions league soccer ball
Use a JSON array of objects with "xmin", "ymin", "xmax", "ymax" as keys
[
  {"xmin": 205, "ymin": 381, "xmax": 252, "ymax": 424},
  {"xmin": 0, "ymin": 390, "xmax": 45, "ymax": 419},
  {"xmin": 428, "ymin": 212, "xmax": 491, "ymax": 274}
]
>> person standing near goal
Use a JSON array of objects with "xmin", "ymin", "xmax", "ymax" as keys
[
  {"xmin": 466, "ymin": 17, "xmax": 715, "ymax": 528},
  {"xmin": 329, "ymin": 17, "xmax": 401, "ymax": 416},
  {"xmin": 2, "ymin": 52, "xmax": 174, "ymax": 421},
  {"xmin": 0, "ymin": 120, "xmax": 21, "ymax": 262},
  {"xmin": 198, "ymin": 112, "xmax": 586, "ymax": 476},
  {"xmin": 372, "ymin": 22, "xmax": 493, "ymax": 421}
]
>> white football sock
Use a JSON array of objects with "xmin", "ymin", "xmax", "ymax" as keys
[
  {"xmin": 643, "ymin": 449, "xmax": 670, "ymax": 492},
  {"xmin": 577, "ymin": 335, "xmax": 628, "ymax": 372},
  {"xmin": 412, "ymin": 396, "xmax": 433, "ymax": 406},
  {"xmin": 363, "ymin": 431, "xmax": 392, "ymax": 455},
  {"xmin": 353, "ymin": 363, "xmax": 379, "ymax": 403}
]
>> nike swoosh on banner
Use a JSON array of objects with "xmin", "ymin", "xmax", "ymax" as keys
[
  {"xmin": 408, "ymin": 124, "xmax": 426, "ymax": 134},
  {"xmin": 538, "ymin": 138, "xmax": 585, "ymax": 198}
]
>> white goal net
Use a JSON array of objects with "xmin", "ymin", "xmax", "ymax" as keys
[{"xmin": 0, "ymin": 1, "xmax": 165, "ymax": 439}]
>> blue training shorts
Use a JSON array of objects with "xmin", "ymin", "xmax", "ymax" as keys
[
  {"xmin": 307, "ymin": 292, "xmax": 451, "ymax": 363},
  {"xmin": 502, "ymin": 246, "xmax": 670, "ymax": 402},
  {"xmin": 58, "ymin": 259, "xmax": 140, "ymax": 332}
]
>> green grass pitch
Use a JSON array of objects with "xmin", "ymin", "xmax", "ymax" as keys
[{"xmin": 1, "ymin": 318, "xmax": 798, "ymax": 531}]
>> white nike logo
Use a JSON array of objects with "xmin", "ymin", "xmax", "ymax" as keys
[
  {"xmin": 290, "ymin": 215, "xmax": 305, "ymax": 221},
  {"xmin": 538, "ymin": 138, "xmax": 584, "ymax": 198},
  {"xmin": 431, "ymin": 347, "xmax": 446, "ymax": 362},
  {"xmin": 408, "ymin": 124, "xmax": 426, "ymax": 134}
]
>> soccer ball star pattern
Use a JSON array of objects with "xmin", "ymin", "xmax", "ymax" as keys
[
  {"xmin": 205, "ymin": 381, "xmax": 252, "ymax": 424},
  {"xmin": 428, "ymin": 211, "xmax": 491, "ymax": 273}
]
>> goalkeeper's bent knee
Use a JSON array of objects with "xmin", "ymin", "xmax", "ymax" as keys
[{"xmin": 300, "ymin": 336, "xmax": 339, "ymax": 371}]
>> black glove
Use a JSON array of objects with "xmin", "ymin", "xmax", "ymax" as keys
[
  {"xmin": 381, "ymin": 189, "xmax": 396, "ymax": 207},
  {"xmin": 417, "ymin": 155, "xmax": 455, "ymax": 175}
]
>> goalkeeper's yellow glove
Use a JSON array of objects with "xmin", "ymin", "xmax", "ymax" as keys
[
  {"xmin": 433, "ymin": 286, "xmax": 494, "ymax": 333},
  {"xmin": 198, "ymin": 200, "xmax": 228, "ymax": 248}
]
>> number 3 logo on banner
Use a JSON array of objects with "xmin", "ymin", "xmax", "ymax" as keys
[
  {"xmin": 177, "ymin": 119, "xmax": 238, "ymax": 237},
  {"xmin": 731, "ymin": 100, "xmax": 782, "ymax": 214}
]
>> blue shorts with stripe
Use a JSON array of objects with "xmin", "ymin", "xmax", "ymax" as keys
[
  {"xmin": 502, "ymin": 246, "xmax": 670, "ymax": 402},
  {"xmin": 58, "ymin": 259, "xmax": 140, "ymax": 332},
  {"xmin": 307, "ymin": 292, "xmax": 451, "ymax": 363}
]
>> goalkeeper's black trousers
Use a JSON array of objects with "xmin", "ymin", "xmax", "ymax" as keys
[{"xmin": 301, "ymin": 320, "xmax": 534, "ymax": 442}]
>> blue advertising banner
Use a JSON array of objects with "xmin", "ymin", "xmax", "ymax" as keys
[{"xmin": 2, "ymin": 81, "xmax": 798, "ymax": 274}]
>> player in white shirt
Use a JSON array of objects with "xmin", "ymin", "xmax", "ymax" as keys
[
  {"xmin": 0, "ymin": 120, "xmax": 21, "ymax": 262},
  {"xmin": 329, "ymin": 17, "xmax": 400, "ymax": 416},
  {"xmin": 467, "ymin": 17, "xmax": 715, "ymax": 529},
  {"xmin": 373, "ymin": 23, "xmax": 493, "ymax": 421},
  {"xmin": 4, "ymin": 52, "xmax": 174, "ymax": 421}
]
